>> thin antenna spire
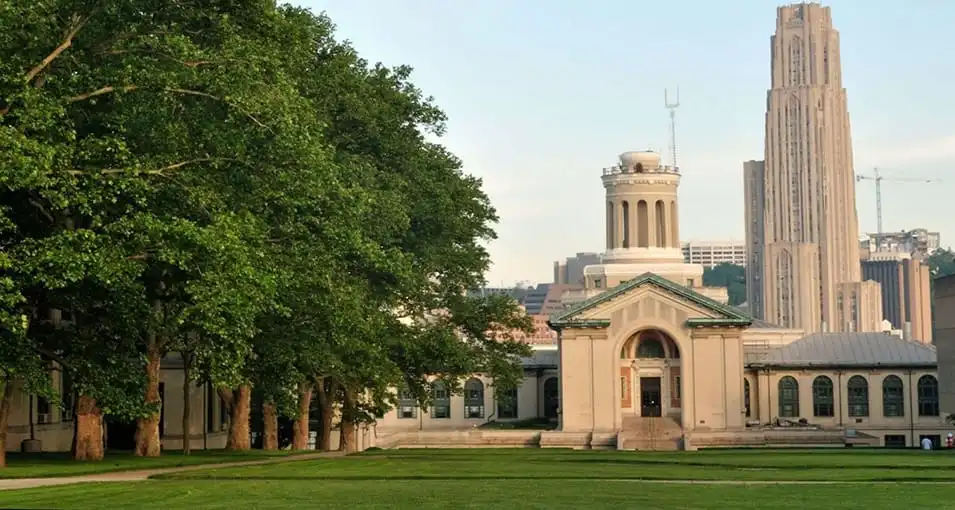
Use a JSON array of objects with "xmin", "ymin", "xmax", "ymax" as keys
[{"xmin": 665, "ymin": 87, "xmax": 680, "ymax": 169}]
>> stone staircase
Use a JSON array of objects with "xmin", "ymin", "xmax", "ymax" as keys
[{"xmin": 618, "ymin": 416, "xmax": 683, "ymax": 451}]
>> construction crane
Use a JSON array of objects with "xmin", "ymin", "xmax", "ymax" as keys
[{"xmin": 855, "ymin": 168, "xmax": 936, "ymax": 247}]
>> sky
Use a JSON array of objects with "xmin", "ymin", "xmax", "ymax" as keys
[{"xmin": 300, "ymin": 0, "xmax": 955, "ymax": 286}]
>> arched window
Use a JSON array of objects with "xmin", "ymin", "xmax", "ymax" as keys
[
  {"xmin": 778, "ymin": 376, "xmax": 799, "ymax": 418},
  {"xmin": 606, "ymin": 201, "xmax": 615, "ymax": 249},
  {"xmin": 464, "ymin": 378, "xmax": 485, "ymax": 419},
  {"xmin": 496, "ymin": 387, "xmax": 518, "ymax": 419},
  {"xmin": 637, "ymin": 200, "xmax": 649, "ymax": 247},
  {"xmin": 881, "ymin": 376, "xmax": 904, "ymax": 417},
  {"xmin": 397, "ymin": 387, "xmax": 417, "ymax": 419},
  {"xmin": 847, "ymin": 376, "xmax": 869, "ymax": 417},
  {"xmin": 654, "ymin": 200, "xmax": 666, "ymax": 247},
  {"xmin": 744, "ymin": 379, "xmax": 751, "ymax": 418},
  {"xmin": 637, "ymin": 338, "xmax": 665, "ymax": 359},
  {"xmin": 543, "ymin": 377, "xmax": 559, "ymax": 420},
  {"xmin": 621, "ymin": 201, "xmax": 630, "ymax": 248},
  {"xmin": 918, "ymin": 375, "xmax": 939, "ymax": 417},
  {"xmin": 431, "ymin": 381, "xmax": 451, "ymax": 419},
  {"xmin": 812, "ymin": 376, "xmax": 833, "ymax": 417}
]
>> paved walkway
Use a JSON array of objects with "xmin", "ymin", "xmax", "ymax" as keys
[{"xmin": 0, "ymin": 451, "xmax": 344, "ymax": 491}]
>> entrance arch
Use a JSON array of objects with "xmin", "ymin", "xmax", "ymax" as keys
[{"xmin": 619, "ymin": 329, "xmax": 682, "ymax": 420}]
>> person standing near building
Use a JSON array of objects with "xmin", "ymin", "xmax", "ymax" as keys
[{"xmin": 921, "ymin": 436, "xmax": 934, "ymax": 450}]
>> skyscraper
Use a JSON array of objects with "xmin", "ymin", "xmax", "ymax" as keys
[{"xmin": 745, "ymin": 3, "xmax": 882, "ymax": 332}]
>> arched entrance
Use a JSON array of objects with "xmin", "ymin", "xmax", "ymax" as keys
[{"xmin": 619, "ymin": 329, "xmax": 681, "ymax": 420}]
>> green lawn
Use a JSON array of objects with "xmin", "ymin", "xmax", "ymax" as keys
[
  {"xmin": 3, "ymin": 449, "xmax": 955, "ymax": 509},
  {"xmin": 160, "ymin": 448, "xmax": 955, "ymax": 482},
  {"xmin": 0, "ymin": 449, "xmax": 301, "ymax": 479}
]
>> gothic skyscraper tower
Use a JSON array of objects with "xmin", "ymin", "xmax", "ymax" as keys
[{"xmin": 746, "ymin": 3, "xmax": 883, "ymax": 332}]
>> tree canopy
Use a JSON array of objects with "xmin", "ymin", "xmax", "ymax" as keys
[
  {"xmin": 0, "ymin": 1, "xmax": 531, "ymax": 464},
  {"xmin": 702, "ymin": 263, "xmax": 746, "ymax": 306}
]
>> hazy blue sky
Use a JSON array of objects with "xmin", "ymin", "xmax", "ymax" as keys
[{"xmin": 301, "ymin": 0, "xmax": 954, "ymax": 285}]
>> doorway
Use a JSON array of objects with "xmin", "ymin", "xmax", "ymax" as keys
[{"xmin": 640, "ymin": 377, "xmax": 662, "ymax": 417}]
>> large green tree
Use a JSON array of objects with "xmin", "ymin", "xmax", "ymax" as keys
[
  {"xmin": 926, "ymin": 248, "xmax": 955, "ymax": 279},
  {"xmin": 2, "ymin": 1, "xmax": 533, "ymax": 464},
  {"xmin": 702, "ymin": 263, "xmax": 747, "ymax": 306}
]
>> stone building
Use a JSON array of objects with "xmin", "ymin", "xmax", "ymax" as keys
[
  {"xmin": 369, "ymin": 150, "xmax": 947, "ymax": 450},
  {"xmin": 745, "ymin": 3, "xmax": 884, "ymax": 333},
  {"xmin": 4, "ymin": 149, "xmax": 949, "ymax": 453}
]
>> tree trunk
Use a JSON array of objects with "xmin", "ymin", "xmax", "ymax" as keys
[
  {"xmin": 73, "ymin": 394, "xmax": 104, "ymax": 461},
  {"xmin": 227, "ymin": 385, "xmax": 252, "ymax": 450},
  {"xmin": 262, "ymin": 401, "xmax": 278, "ymax": 451},
  {"xmin": 181, "ymin": 351, "xmax": 193, "ymax": 455},
  {"xmin": 292, "ymin": 381, "xmax": 312, "ymax": 450},
  {"xmin": 316, "ymin": 378, "xmax": 337, "ymax": 451},
  {"xmin": 339, "ymin": 388, "xmax": 357, "ymax": 453},
  {"xmin": 0, "ymin": 377, "xmax": 14, "ymax": 468},
  {"xmin": 134, "ymin": 339, "xmax": 162, "ymax": 457}
]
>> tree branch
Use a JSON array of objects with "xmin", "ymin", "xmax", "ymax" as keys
[
  {"xmin": 28, "ymin": 198, "xmax": 55, "ymax": 224},
  {"xmin": 65, "ymin": 157, "xmax": 239, "ymax": 177},
  {"xmin": 25, "ymin": 15, "xmax": 90, "ymax": 85},
  {"xmin": 67, "ymin": 85, "xmax": 270, "ymax": 131},
  {"xmin": 68, "ymin": 85, "xmax": 137, "ymax": 102},
  {"xmin": 34, "ymin": 347, "xmax": 71, "ymax": 371},
  {"xmin": 165, "ymin": 88, "xmax": 269, "ymax": 130}
]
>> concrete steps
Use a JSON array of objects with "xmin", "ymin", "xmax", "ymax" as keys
[{"xmin": 618, "ymin": 416, "xmax": 683, "ymax": 451}]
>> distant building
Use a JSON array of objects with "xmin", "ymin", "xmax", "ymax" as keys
[
  {"xmin": 860, "ymin": 229, "xmax": 940, "ymax": 256},
  {"xmin": 681, "ymin": 240, "xmax": 747, "ymax": 268},
  {"xmin": 861, "ymin": 252, "xmax": 932, "ymax": 343},
  {"xmin": 932, "ymin": 274, "xmax": 955, "ymax": 416},
  {"xmin": 467, "ymin": 287, "xmax": 532, "ymax": 302},
  {"xmin": 521, "ymin": 283, "xmax": 581, "ymax": 316},
  {"xmin": 743, "ymin": 160, "xmax": 766, "ymax": 320},
  {"xmin": 745, "ymin": 3, "xmax": 882, "ymax": 333},
  {"xmin": 553, "ymin": 252, "xmax": 602, "ymax": 285}
]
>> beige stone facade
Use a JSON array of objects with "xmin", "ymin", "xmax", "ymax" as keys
[
  {"xmin": 371, "ymin": 278, "xmax": 948, "ymax": 450},
  {"xmin": 745, "ymin": 3, "xmax": 883, "ymax": 333}
]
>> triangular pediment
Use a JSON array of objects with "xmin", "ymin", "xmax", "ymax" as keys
[{"xmin": 549, "ymin": 272, "xmax": 751, "ymax": 329}]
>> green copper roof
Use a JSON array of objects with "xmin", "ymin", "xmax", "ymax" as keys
[{"xmin": 549, "ymin": 272, "xmax": 752, "ymax": 330}]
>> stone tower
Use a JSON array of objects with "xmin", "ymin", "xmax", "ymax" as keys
[
  {"xmin": 582, "ymin": 151, "xmax": 727, "ymax": 304},
  {"xmin": 748, "ymin": 2, "xmax": 882, "ymax": 332}
]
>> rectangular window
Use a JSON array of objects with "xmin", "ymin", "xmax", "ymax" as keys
[
  {"xmin": 431, "ymin": 405, "xmax": 450, "ymax": 419},
  {"xmin": 397, "ymin": 389, "xmax": 418, "ymax": 419},
  {"xmin": 465, "ymin": 405, "xmax": 484, "ymax": 419},
  {"xmin": 883, "ymin": 435, "xmax": 906, "ymax": 448},
  {"xmin": 497, "ymin": 396, "xmax": 518, "ymax": 419}
]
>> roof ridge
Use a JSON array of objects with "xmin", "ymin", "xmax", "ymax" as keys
[{"xmin": 551, "ymin": 272, "xmax": 751, "ymax": 326}]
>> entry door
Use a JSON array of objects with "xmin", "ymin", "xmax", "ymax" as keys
[{"xmin": 640, "ymin": 377, "xmax": 662, "ymax": 417}]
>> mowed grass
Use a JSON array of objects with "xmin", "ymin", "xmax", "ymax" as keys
[
  {"xmin": 159, "ymin": 447, "xmax": 955, "ymax": 482},
  {"xmin": 3, "ymin": 449, "xmax": 955, "ymax": 509},
  {"xmin": 0, "ymin": 449, "xmax": 302, "ymax": 479},
  {"xmin": 1, "ymin": 479, "xmax": 952, "ymax": 510}
]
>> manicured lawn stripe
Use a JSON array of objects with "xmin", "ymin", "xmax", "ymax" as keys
[
  {"xmin": 1, "ymin": 450, "xmax": 301, "ymax": 479},
  {"xmin": 0, "ymin": 479, "xmax": 950, "ymax": 509}
]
